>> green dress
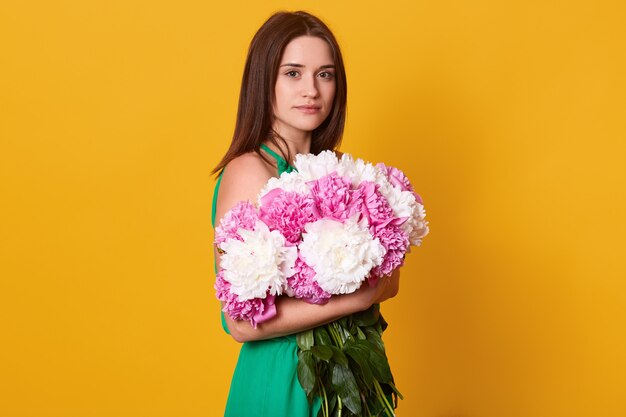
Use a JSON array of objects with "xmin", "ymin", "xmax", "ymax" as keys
[{"xmin": 211, "ymin": 145, "xmax": 321, "ymax": 417}]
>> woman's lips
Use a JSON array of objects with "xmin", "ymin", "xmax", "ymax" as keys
[{"xmin": 295, "ymin": 105, "xmax": 321, "ymax": 114}]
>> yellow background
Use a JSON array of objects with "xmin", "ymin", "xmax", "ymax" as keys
[{"xmin": 1, "ymin": 1, "xmax": 625, "ymax": 416}]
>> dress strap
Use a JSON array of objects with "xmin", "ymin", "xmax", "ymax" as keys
[
  {"xmin": 260, "ymin": 144, "xmax": 296, "ymax": 174},
  {"xmin": 210, "ymin": 169, "xmax": 224, "ymax": 228}
]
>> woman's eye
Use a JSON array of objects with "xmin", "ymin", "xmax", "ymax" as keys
[
  {"xmin": 318, "ymin": 71, "xmax": 335, "ymax": 79},
  {"xmin": 286, "ymin": 70, "xmax": 299, "ymax": 77}
]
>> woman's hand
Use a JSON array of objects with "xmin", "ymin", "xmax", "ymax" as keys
[
  {"xmin": 377, "ymin": 269, "xmax": 400, "ymax": 302},
  {"xmin": 347, "ymin": 269, "xmax": 401, "ymax": 309}
]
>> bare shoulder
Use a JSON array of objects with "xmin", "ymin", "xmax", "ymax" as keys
[
  {"xmin": 215, "ymin": 152, "xmax": 275, "ymax": 223},
  {"xmin": 225, "ymin": 151, "xmax": 275, "ymax": 176}
]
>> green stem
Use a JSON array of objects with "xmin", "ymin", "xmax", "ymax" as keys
[
  {"xmin": 374, "ymin": 379, "xmax": 395, "ymax": 417},
  {"xmin": 333, "ymin": 323, "xmax": 342, "ymax": 347},
  {"xmin": 337, "ymin": 395, "xmax": 342, "ymax": 417},
  {"xmin": 361, "ymin": 392, "xmax": 372, "ymax": 417},
  {"xmin": 334, "ymin": 322, "xmax": 348, "ymax": 345},
  {"xmin": 328, "ymin": 323, "xmax": 343, "ymax": 348},
  {"xmin": 320, "ymin": 381, "xmax": 329, "ymax": 417}
]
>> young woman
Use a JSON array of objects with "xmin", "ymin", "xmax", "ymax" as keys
[{"xmin": 211, "ymin": 11, "xmax": 400, "ymax": 417}]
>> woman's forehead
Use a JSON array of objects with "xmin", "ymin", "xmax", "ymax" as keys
[{"xmin": 280, "ymin": 36, "xmax": 334, "ymax": 65}]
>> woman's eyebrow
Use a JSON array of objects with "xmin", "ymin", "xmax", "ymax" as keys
[{"xmin": 279, "ymin": 63, "xmax": 336, "ymax": 68}]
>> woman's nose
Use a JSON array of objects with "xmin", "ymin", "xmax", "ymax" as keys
[{"xmin": 301, "ymin": 76, "xmax": 319, "ymax": 98}]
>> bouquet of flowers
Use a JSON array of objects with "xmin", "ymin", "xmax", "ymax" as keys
[{"xmin": 214, "ymin": 151, "xmax": 428, "ymax": 416}]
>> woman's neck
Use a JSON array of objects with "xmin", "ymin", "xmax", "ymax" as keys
[{"xmin": 265, "ymin": 132, "xmax": 311, "ymax": 163}]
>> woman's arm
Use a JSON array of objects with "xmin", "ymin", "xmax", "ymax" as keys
[
  {"xmin": 224, "ymin": 268, "xmax": 400, "ymax": 342},
  {"xmin": 214, "ymin": 153, "xmax": 401, "ymax": 342}
]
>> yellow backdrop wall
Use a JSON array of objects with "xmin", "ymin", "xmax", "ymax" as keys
[{"xmin": 1, "ymin": 1, "xmax": 625, "ymax": 416}]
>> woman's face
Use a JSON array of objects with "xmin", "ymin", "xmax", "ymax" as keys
[{"xmin": 272, "ymin": 36, "xmax": 336, "ymax": 141}]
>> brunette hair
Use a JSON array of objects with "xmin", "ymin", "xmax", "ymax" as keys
[{"xmin": 211, "ymin": 11, "xmax": 347, "ymax": 175}]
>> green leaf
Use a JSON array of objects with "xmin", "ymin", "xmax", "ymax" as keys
[
  {"xmin": 297, "ymin": 329, "xmax": 315, "ymax": 351},
  {"xmin": 331, "ymin": 363, "xmax": 362, "ymax": 415},
  {"xmin": 352, "ymin": 305, "xmax": 380, "ymax": 327},
  {"xmin": 297, "ymin": 350, "xmax": 316, "ymax": 397},
  {"xmin": 367, "ymin": 395, "xmax": 385, "ymax": 416},
  {"xmin": 386, "ymin": 381, "xmax": 404, "ymax": 400},
  {"xmin": 328, "ymin": 345, "xmax": 349, "ymax": 366},
  {"xmin": 343, "ymin": 340, "xmax": 369, "ymax": 365},
  {"xmin": 364, "ymin": 326, "xmax": 386, "ymax": 354},
  {"xmin": 314, "ymin": 327, "xmax": 333, "ymax": 346},
  {"xmin": 344, "ymin": 340, "xmax": 375, "ymax": 388},
  {"xmin": 379, "ymin": 312, "xmax": 388, "ymax": 332},
  {"xmin": 327, "ymin": 392, "xmax": 337, "ymax": 417},
  {"xmin": 311, "ymin": 345, "xmax": 333, "ymax": 361},
  {"xmin": 369, "ymin": 348, "xmax": 393, "ymax": 383},
  {"xmin": 356, "ymin": 327, "xmax": 366, "ymax": 340}
]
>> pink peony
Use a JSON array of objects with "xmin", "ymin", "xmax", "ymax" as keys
[
  {"xmin": 358, "ymin": 181, "xmax": 400, "ymax": 230},
  {"xmin": 258, "ymin": 188, "xmax": 320, "ymax": 245},
  {"xmin": 215, "ymin": 271, "xmax": 277, "ymax": 328},
  {"xmin": 214, "ymin": 201, "xmax": 258, "ymax": 246},
  {"xmin": 376, "ymin": 163, "xmax": 423, "ymax": 204},
  {"xmin": 286, "ymin": 257, "xmax": 331, "ymax": 304},
  {"xmin": 370, "ymin": 225, "xmax": 410, "ymax": 278},
  {"xmin": 309, "ymin": 172, "xmax": 362, "ymax": 221},
  {"xmin": 357, "ymin": 181, "xmax": 411, "ymax": 278}
]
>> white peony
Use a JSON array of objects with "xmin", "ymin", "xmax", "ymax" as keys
[
  {"xmin": 299, "ymin": 217, "xmax": 385, "ymax": 295},
  {"xmin": 220, "ymin": 220, "xmax": 297, "ymax": 301},
  {"xmin": 293, "ymin": 150, "xmax": 340, "ymax": 181},
  {"xmin": 257, "ymin": 171, "xmax": 309, "ymax": 202},
  {"xmin": 337, "ymin": 154, "xmax": 389, "ymax": 187},
  {"xmin": 382, "ymin": 185, "xmax": 415, "ymax": 219},
  {"xmin": 406, "ymin": 203, "xmax": 429, "ymax": 246},
  {"xmin": 380, "ymin": 184, "xmax": 429, "ymax": 246}
]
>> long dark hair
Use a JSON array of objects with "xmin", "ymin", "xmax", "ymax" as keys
[{"xmin": 211, "ymin": 11, "xmax": 347, "ymax": 175}]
